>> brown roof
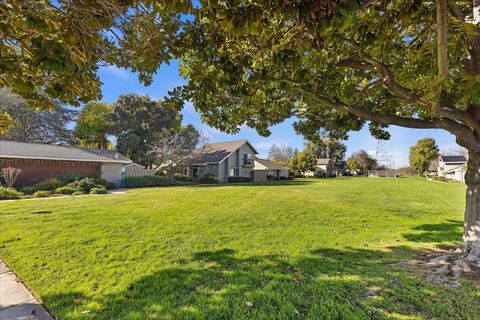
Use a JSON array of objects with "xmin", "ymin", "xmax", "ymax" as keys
[
  {"xmin": 0, "ymin": 140, "xmax": 131, "ymax": 163},
  {"xmin": 255, "ymin": 158, "xmax": 288, "ymax": 170},
  {"xmin": 192, "ymin": 140, "xmax": 257, "ymax": 165}
]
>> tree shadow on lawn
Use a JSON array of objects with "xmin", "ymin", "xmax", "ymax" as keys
[
  {"xmin": 43, "ymin": 247, "xmax": 479, "ymax": 320},
  {"xmin": 402, "ymin": 219, "xmax": 463, "ymax": 246}
]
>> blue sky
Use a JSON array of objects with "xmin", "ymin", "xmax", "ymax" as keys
[{"xmin": 97, "ymin": 62, "xmax": 460, "ymax": 168}]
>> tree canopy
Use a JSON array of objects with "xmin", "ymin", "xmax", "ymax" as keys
[
  {"xmin": 305, "ymin": 138, "xmax": 346, "ymax": 164},
  {"xmin": 73, "ymin": 102, "xmax": 113, "ymax": 149},
  {"xmin": 409, "ymin": 138, "xmax": 439, "ymax": 175},
  {"xmin": 0, "ymin": 87, "xmax": 74, "ymax": 144},
  {"xmin": 267, "ymin": 144, "xmax": 294, "ymax": 163},
  {"xmin": 348, "ymin": 150, "xmax": 377, "ymax": 172},
  {"xmin": 0, "ymin": 0, "xmax": 191, "ymax": 109},
  {"xmin": 110, "ymin": 94, "xmax": 178, "ymax": 167}
]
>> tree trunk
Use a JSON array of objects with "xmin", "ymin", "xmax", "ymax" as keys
[{"xmin": 462, "ymin": 150, "xmax": 480, "ymax": 258}]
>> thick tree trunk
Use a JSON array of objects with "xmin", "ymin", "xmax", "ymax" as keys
[{"xmin": 462, "ymin": 151, "xmax": 480, "ymax": 258}]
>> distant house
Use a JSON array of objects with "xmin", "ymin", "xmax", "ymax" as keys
[
  {"xmin": 304, "ymin": 158, "xmax": 334, "ymax": 177},
  {"xmin": 437, "ymin": 155, "xmax": 467, "ymax": 182},
  {"xmin": 0, "ymin": 140, "xmax": 131, "ymax": 187},
  {"xmin": 190, "ymin": 140, "xmax": 257, "ymax": 183},
  {"xmin": 254, "ymin": 158, "xmax": 289, "ymax": 182}
]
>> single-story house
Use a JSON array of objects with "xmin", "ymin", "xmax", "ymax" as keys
[
  {"xmin": 437, "ymin": 155, "xmax": 467, "ymax": 182},
  {"xmin": 190, "ymin": 140, "xmax": 257, "ymax": 183},
  {"xmin": 0, "ymin": 140, "xmax": 131, "ymax": 187},
  {"xmin": 304, "ymin": 158, "xmax": 334, "ymax": 177},
  {"xmin": 254, "ymin": 158, "xmax": 289, "ymax": 182}
]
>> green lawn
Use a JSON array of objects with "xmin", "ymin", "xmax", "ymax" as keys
[{"xmin": 1, "ymin": 177, "xmax": 479, "ymax": 319}]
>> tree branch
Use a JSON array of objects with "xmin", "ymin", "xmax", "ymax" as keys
[{"xmin": 287, "ymin": 82, "xmax": 480, "ymax": 153}]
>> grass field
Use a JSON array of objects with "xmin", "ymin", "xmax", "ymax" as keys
[{"xmin": 1, "ymin": 177, "xmax": 479, "ymax": 319}]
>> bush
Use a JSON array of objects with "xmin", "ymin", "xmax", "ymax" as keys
[
  {"xmin": 124, "ymin": 176, "xmax": 176, "ymax": 188},
  {"xmin": 72, "ymin": 190, "xmax": 84, "ymax": 196},
  {"xmin": 174, "ymin": 174, "xmax": 193, "ymax": 182},
  {"xmin": 90, "ymin": 187, "xmax": 107, "ymax": 194},
  {"xmin": 68, "ymin": 178, "xmax": 101, "ymax": 193},
  {"xmin": 21, "ymin": 178, "xmax": 65, "ymax": 194},
  {"xmin": 155, "ymin": 171, "xmax": 166, "ymax": 176},
  {"xmin": 55, "ymin": 186, "xmax": 81, "ymax": 195},
  {"xmin": 0, "ymin": 187, "xmax": 23, "ymax": 200},
  {"xmin": 437, "ymin": 176, "xmax": 447, "ymax": 182},
  {"xmin": 228, "ymin": 176, "xmax": 252, "ymax": 183},
  {"xmin": 32, "ymin": 190, "xmax": 50, "ymax": 198},
  {"xmin": 199, "ymin": 174, "xmax": 219, "ymax": 184}
]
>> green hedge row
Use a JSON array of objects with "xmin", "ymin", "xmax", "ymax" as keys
[
  {"xmin": 124, "ymin": 176, "xmax": 177, "ymax": 188},
  {"xmin": 227, "ymin": 176, "xmax": 252, "ymax": 183}
]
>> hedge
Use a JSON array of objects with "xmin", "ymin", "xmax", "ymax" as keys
[
  {"xmin": 228, "ymin": 176, "xmax": 252, "ymax": 183},
  {"xmin": 124, "ymin": 176, "xmax": 176, "ymax": 188}
]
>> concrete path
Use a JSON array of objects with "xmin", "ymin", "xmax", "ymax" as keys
[{"xmin": 0, "ymin": 260, "xmax": 53, "ymax": 320}]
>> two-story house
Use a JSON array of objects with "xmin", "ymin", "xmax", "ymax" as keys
[
  {"xmin": 190, "ymin": 140, "xmax": 258, "ymax": 183},
  {"xmin": 437, "ymin": 155, "xmax": 468, "ymax": 182}
]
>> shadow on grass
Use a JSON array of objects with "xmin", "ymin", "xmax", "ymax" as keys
[
  {"xmin": 43, "ymin": 247, "xmax": 479, "ymax": 320},
  {"xmin": 402, "ymin": 219, "xmax": 463, "ymax": 245}
]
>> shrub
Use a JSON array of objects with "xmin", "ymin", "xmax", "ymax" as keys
[
  {"xmin": 437, "ymin": 176, "xmax": 447, "ymax": 182},
  {"xmin": 90, "ymin": 187, "xmax": 107, "ymax": 194},
  {"xmin": 55, "ymin": 186, "xmax": 81, "ymax": 195},
  {"xmin": 32, "ymin": 190, "xmax": 50, "ymax": 198},
  {"xmin": 72, "ymin": 190, "xmax": 84, "ymax": 196},
  {"xmin": 228, "ymin": 176, "xmax": 251, "ymax": 183},
  {"xmin": 199, "ymin": 174, "xmax": 219, "ymax": 184},
  {"xmin": 68, "ymin": 178, "xmax": 101, "ymax": 193},
  {"xmin": 0, "ymin": 187, "xmax": 23, "ymax": 200},
  {"xmin": 124, "ymin": 176, "xmax": 176, "ymax": 188},
  {"xmin": 23, "ymin": 178, "xmax": 65, "ymax": 194},
  {"xmin": 155, "ymin": 171, "xmax": 166, "ymax": 176},
  {"xmin": 174, "ymin": 174, "xmax": 193, "ymax": 182}
]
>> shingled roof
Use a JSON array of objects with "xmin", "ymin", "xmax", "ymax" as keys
[
  {"xmin": 0, "ymin": 140, "xmax": 131, "ymax": 163},
  {"xmin": 439, "ymin": 155, "xmax": 467, "ymax": 163},
  {"xmin": 192, "ymin": 140, "xmax": 257, "ymax": 165},
  {"xmin": 254, "ymin": 158, "xmax": 288, "ymax": 170}
]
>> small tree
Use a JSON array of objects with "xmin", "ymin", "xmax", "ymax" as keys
[
  {"xmin": 349, "ymin": 150, "xmax": 377, "ymax": 173},
  {"xmin": 346, "ymin": 158, "xmax": 360, "ymax": 173},
  {"xmin": 290, "ymin": 152, "xmax": 317, "ymax": 176},
  {"xmin": 73, "ymin": 102, "xmax": 113, "ymax": 149},
  {"xmin": 409, "ymin": 138, "xmax": 439, "ymax": 175},
  {"xmin": 1, "ymin": 167, "xmax": 21, "ymax": 188}
]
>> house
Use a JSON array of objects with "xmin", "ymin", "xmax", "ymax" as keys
[
  {"xmin": 304, "ymin": 158, "xmax": 334, "ymax": 177},
  {"xmin": 189, "ymin": 140, "xmax": 257, "ymax": 183},
  {"xmin": 254, "ymin": 158, "xmax": 289, "ymax": 182},
  {"xmin": 0, "ymin": 140, "xmax": 131, "ymax": 187},
  {"xmin": 437, "ymin": 155, "xmax": 468, "ymax": 182}
]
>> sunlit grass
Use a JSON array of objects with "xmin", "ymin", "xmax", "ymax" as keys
[{"xmin": 1, "ymin": 177, "xmax": 478, "ymax": 319}]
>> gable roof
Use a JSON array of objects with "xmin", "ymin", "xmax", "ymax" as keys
[
  {"xmin": 0, "ymin": 140, "xmax": 131, "ymax": 163},
  {"xmin": 192, "ymin": 140, "xmax": 257, "ymax": 165},
  {"xmin": 254, "ymin": 158, "xmax": 288, "ymax": 170},
  {"xmin": 439, "ymin": 155, "xmax": 467, "ymax": 163}
]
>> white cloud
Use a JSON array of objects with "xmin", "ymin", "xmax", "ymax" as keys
[{"xmin": 103, "ymin": 65, "xmax": 130, "ymax": 79}]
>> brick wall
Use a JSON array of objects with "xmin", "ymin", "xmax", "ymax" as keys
[{"xmin": 0, "ymin": 158, "xmax": 101, "ymax": 186}]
